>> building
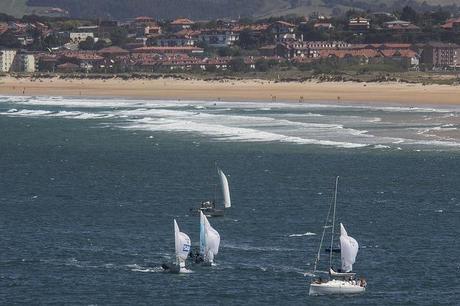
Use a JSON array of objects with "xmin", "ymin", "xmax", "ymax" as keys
[
  {"xmin": 441, "ymin": 18, "xmax": 460, "ymax": 33},
  {"xmin": 69, "ymin": 32, "xmax": 95, "ymax": 43},
  {"xmin": 422, "ymin": 42, "xmax": 459, "ymax": 69},
  {"xmin": 306, "ymin": 41, "xmax": 351, "ymax": 58},
  {"xmin": 170, "ymin": 18, "xmax": 195, "ymax": 32},
  {"xmin": 13, "ymin": 54, "xmax": 36, "ymax": 72},
  {"xmin": 154, "ymin": 33, "xmax": 197, "ymax": 47},
  {"xmin": 0, "ymin": 50, "xmax": 18, "ymax": 72},
  {"xmin": 268, "ymin": 21, "xmax": 296, "ymax": 41},
  {"xmin": 313, "ymin": 22, "xmax": 334, "ymax": 30},
  {"xmin": 383, "ymin": 20, "xmax": 420, "ymax": 32},
  {"xmin": 133, "ymin": 46, "xmax": 204, "ymax": 56},
  {"xmin": 199, "ymin": 29, "xmax": 239, "ymax": 47},
  {"xmin": 348, "ymin": 17, "xmax": 370, "ymax": 31}
]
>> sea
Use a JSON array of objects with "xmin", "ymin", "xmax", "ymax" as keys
[{"xmin": 0, "ymin": 95, "xmax": 459, "ymax": 305}]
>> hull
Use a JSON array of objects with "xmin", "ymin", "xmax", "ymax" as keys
[
  {"xmin": 309, "ymin": 280, "xmax": 366, "ymax": 296},
  {"xmin": 161, "ymin": 262, "xmax": 181, "ymax": 273},
  {"xmin": 190, "ymin": 208, "xmax": 224, "ymax": 217}
]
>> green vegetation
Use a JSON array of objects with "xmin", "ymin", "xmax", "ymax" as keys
[
  {"xmin": 0, "ymin": 0, "xmax": 30, "ymax": 17},
  {"xmin": 23, "ymin": 0, "xmax": 460, "ymax": 19}
]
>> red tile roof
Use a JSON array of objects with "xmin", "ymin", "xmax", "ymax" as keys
[{"xmin": 171, "ymin": 18, "xmax": 195, "ymax": 25}]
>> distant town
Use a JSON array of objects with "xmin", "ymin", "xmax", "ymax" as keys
[{"xmin": 0, "ymin": 6, "xmax": 460, "ymax": 80}]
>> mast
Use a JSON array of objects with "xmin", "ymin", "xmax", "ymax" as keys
[
  {"xmin": 213, "ymin": 161, "xmax": 218, "ymax": 204},
  {"xmin": 312, "ymin": 191, "xmax": 334, "ymax": 273},
  {"xmin": 329, "ymin": 176, "xmax": 339, "ymax": 270}
]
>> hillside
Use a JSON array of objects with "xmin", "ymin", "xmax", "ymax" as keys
[{"xmin": 1, "ymin": 0, "xmax": 458, "ymax": 19}]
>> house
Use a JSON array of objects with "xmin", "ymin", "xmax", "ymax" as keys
[
  {"xmin": 56, "ymin": 62, "xmax": 80, "ymax": 73},
  {"xmin": 132, "ymin": 46, "xmax": 204, "ymax": 56},
  {"xmin": 199, "ymin": 29, "xmax": 239, "ymax": 47},
  {"xmin": 0, "ymin": 50, "xmax": 17, "ymax": 72},
  {"xmin": 12, "ymin": 53, "xmax": 36, "ymax": 72},
  {"xmin": 69, "ymin": 32, "xmax": 95, "ymax": 44},
  {"xmin": 60, "ymin": 51, "xmax": 104, "ymax": 70},
  {"xmin": 132, "ymin": 16, "xmax": 162, "ymax": 37},
  {"xmin": 348, "ymin": 17, "xmax": 370, "ymax": 31},
  {"xmin": 276, "ymin": 42, "xmax": 310, "ymax": 59},
  {"xmin": 313, "ymin": 22, "xmax": 334, "ymax": 30},
  {"xmin": 268, "ymin": 21, "xmax": 296, "ymax": 41},
  {"xmin": 441, "ymin": 18, "xmax": 460, "ymax": 33},
  {"xmin": 383, "ymin": 20, "xmax": 420, "ymax": 32},
  {"xmin": 318, "ymin": 49, "xmax": 380, "ymax": 65},
  {"xmin": 97, "ymin": 46, "xmax": 130, "ymax": 58},
  {"xmin": 421, "ymin": 42, "xmax": 459, "ymax": 69},
  {"xmin": 153, "ymin": 32, "xmax": 198, "ymax": 47},
  {"xmin": 380, "ymin": 49, "xmax": 419, "ymax": 67},
  {"xmin": 170, "ymin": 18, "xmax": 195, "ymax": 32},
  {"xmin": 259, "ymin": 45, "xmax": 277, "ymax": 56},
  {"xmin": 306, "ymin": 41, "xmax": 351, "ymax": 58}
]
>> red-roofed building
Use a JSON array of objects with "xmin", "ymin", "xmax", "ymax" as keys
[
  {"xmin": 383, "ymin": 20, "xmax": 420, "ymax": 32},
  {"xmin": 57, "ymin": 62, "xmax": 80, "ymax": 73},
  {"xmin": 97, "ymin": 46, "xmax": 130, "ymax": 57},
  {"xmin": 170, "ymin": 18, "xmax": 195, "ymax": 32},
  {"xmin": 133, "ymin": 46, "xmax": 204, "ymax": 55},
  {"xmin": 268, "ymin": 21, "xmax": 297, "ymax": 41},
  {"xmin": 441, "ymin": 18, "xmax": 460, "ymax": 33}
]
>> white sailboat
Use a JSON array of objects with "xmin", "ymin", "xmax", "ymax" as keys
[
  {"xmin": 308, "ymin": 177, "xmax": 366, "ymax": 295},
  {"xmin": 162, "ymin": 219, "xmax": 192, "ymax": 273},
  {"xmin": 191, "ymin": 165, "xmax": 231, "ymax": 217},
  {"xmin": 199, "ymin": 211, "xmax": 221, "ymax": 265}
]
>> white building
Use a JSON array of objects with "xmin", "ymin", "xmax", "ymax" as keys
[
  {"xmin": 69, "ymin": 32, "xmax": 95, "ymax": 43},
  {"xmin": 0, "ymin": 50, "xmax": 17, "ymax": 72},
  {"xmin": 16, "ymin": 54, "xmax": 36, "ymax": 73},
  {"xmin": 199, "ymin": 30, "xmax": 239, "ymax": 47}
]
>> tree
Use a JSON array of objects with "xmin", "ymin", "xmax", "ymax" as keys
[
  {"xmin": 0, "ymin": 31, "xmax": 21, "ymax": 48},
  {"xmin": 229, "ymin": 58, "xmax": 247, "ymax": 72},
  {"xmin": 238, "ymin": 29, "xmax": 258, "ymax": 50},
  {"xmin": 79, "ymin": 36, "xmax": 95, "ymax": 50},
  {"xmin": 400, "ymin": 6, "xmax": 418, "ymax": 23},
  {"xmin": 109, "ymin": 27, "xmax": 128, "ymax": 46}
]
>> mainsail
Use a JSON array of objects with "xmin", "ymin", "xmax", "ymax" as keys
[
  {"xmin": 200, "ymin": 211, "xmax": 220, "ymax": 262},
  {"xmin": 200, "ymin": 212, "xmax": 206, "ymax": 255},
  {"xmin": 218, "ymin": 167, "xmax": 231, "ymax": 208},
  {"xmin": 174, "ymin": 219, "xmax": 191, "ymax": 266},
  {"xmin": 339, "ymin": 223, "xmax": 359, "ymax": 273}
]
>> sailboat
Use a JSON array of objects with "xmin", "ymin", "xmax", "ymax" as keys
[
  {"xmin": 308, "ymin": 177, "xmax": 367, "ymax": 295},
  {"xmin": 190, "ymin": 165, "xmax": 231, "ymax": 217},
  {"xmin": 161, "ymin": 219, "xmax": 192, "ymax": 273},
  {"xmin": 192, "ymin": 211, "xmax": 221, "ymax": 265}
]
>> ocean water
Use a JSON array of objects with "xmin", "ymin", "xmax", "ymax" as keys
[{"xmin": 0, "ymin": 95, "xmax": 459, "ymax": 305}]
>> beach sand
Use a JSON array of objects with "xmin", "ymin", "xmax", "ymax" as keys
[{"xmin": 1, "ymin": 76, "xmax": 459, "ymax": 105}]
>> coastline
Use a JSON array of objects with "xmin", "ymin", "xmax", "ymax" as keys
[{"xmin": 1, "ymin": 76, "xmax": 460, "ymax": 105}]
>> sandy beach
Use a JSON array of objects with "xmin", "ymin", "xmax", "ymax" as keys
[{"xmin": 1, "ymin": 76, "xmax": 459, "ymax": 105}]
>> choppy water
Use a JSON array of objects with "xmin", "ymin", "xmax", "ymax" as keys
[{"xmin": 0, "ymin": 95, "xmax": 459, "ymax": 304}]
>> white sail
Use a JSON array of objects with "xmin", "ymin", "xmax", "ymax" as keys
[
  {"xmin": 339, "ymin": 223, "xmax": 359, "ymax": 273},
  {"xmin": 218, "ymin": 167, "xmax": 231, "ymax": 208},
  {"xmin": 200, "ymin": 212, "xmax": 206, "ymax": 255},
  {"xmin": 201, "ymin": 212, "xmax": 220, "ymax": 263},
  {"xmin": 174, "ymin": 219, "xmax": 191, "ymax": 266}
]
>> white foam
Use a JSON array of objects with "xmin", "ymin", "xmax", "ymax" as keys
[{"xmin": 289, "ymin": 232, "xmax": 317, "ymax": 237}]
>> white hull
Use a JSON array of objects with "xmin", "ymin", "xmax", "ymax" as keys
[{"xmin": 309, "ymin": 279, "xmax": 365, "ymax": 296}]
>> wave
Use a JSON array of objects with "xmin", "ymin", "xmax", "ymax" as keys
[
  {"xmin": 1, "ymin": 96, "xmax": 459, "ymax": 150},
  {"xmin": 221, "ymin": 243, "xmax": 297, "ymax": 252},
  {"xmin": 288, "ymin": 232, "xmax": 317, "ymax": 237}
]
